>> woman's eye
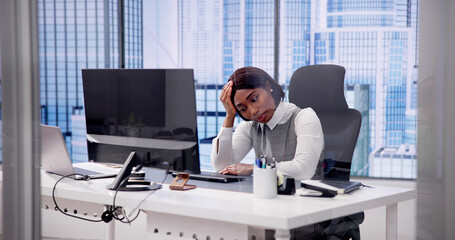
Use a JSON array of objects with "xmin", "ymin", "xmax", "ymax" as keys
[
  {"xmin": 239, "ymin": 107, "xmax": 246, "ymax": 112},
  {"xmin": 252, "ymin": 96, "xmax": 258, "ymax": 102}
]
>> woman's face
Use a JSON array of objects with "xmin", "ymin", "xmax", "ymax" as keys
[{"xmin": 233, "ymin": 86, "xmax": 276, "ymax": 123}]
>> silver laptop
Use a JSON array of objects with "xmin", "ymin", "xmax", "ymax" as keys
[{"xmin": 41, "ymin": 124, "xmax": 119, "ymax": 180}]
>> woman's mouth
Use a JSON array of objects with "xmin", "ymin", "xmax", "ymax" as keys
[{"xmin": 257, "ymin": 112, "xmax": 266, "ymax": 122}]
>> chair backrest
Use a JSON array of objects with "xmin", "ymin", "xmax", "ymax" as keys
[{"xmin": 289, "ymin": 64, "xmax": 361, "ymax": 181}]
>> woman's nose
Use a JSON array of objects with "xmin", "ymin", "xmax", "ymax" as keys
[{"xmin": 249, "ymin": 106, "xmax": 258, "ymax": 118}]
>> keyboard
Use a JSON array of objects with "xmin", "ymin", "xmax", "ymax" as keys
[
  {"xmin": 73, "ymin": 167, "xmax": 103, "ymax": 176},
  {"xmin": 171, "ymin": 171, "xmax": 245, "ymax": 183}
]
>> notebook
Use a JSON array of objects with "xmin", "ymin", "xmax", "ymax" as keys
[
  {"xmin": 40, "ymin": 124, "xmax": 120, "ymax": 180},
  {"xmin": 301, "ymin": 180, "xmax": 362, "ymax": 194}
]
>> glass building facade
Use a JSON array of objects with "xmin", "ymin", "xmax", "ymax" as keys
[
  {"xmin": 243, "ymin": 0, "xmax": 275, "ymax": 73},
  {"xmin": 280, "ymin": 0, "xmax": 312, "ymax": 83},
  {"xmin": 38, "ymin": 0, "xmax": 143, "ymax": 162},
  {"xmin": 1, "ymin": 1, "xmax": 419, "ymax": 174},
  {"xmin": 345, "ymin": 84, "xmax": 370, "ymax": 176},
  {"xmin": 369, "ymin": 145, "xmax": 417, "ymax": 179},
  {"xmin": 174, "ymin": 0, "xmax": 418, "ymax": 177},
  {"xmin": 178, "ymin": 0, "xmax": 225, "ymax": 140},
  {"xmin": 312, "ymin": 1, "xmax": 418, "ymax": 163},
  {"xmin": 181, "ymin": 0, "xmax": 313, "ymax": 142}
]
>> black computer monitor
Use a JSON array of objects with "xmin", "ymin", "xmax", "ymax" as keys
[{"xmin": 81, "ymin": 69, "xmax": 201, "ymax": 174}]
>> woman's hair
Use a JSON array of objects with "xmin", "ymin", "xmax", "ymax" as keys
[{"xmin": 228, "ymin": 66, "xmax": 285, "ymax": 121}]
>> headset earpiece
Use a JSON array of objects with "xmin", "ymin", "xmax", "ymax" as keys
[{"xmin": 101, "ymin": 210, "xmax": 113, "ymax": 223}]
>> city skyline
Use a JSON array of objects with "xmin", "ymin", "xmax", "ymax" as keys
[
  {"xmin": 31, "ymin": 0, "xmax": 419, "ymax": 178},
  {"xmin": 38, "ymin": 0, "xmax": 143, "ymax": 162},
  {"xmin": 160, "ymin": 0, "xmax": 418, "ymax": 177}
]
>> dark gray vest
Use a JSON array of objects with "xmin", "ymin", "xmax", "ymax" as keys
[{"xmin": 251, "ymin": 107, "xmax": 301, "ymax": 163}]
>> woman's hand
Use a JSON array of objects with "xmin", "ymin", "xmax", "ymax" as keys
[
  {"xmin": 220, "ymin": 163, "xmax": 253, "ymax": 176},
  {"xmin": 220, "ymin": 81, "xmax": 237, "ymax": 122}
]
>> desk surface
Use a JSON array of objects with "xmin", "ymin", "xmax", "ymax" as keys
[{"xmin": 32, "ymin": 168, "xmax": 415, "ymax": 230}]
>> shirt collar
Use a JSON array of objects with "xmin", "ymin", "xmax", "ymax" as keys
[{"xmin": 261, "ymin": 101, "xmax": 286, "ymax": 130}]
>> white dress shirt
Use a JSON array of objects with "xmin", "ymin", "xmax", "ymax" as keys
[{"xmin": 210, "ymin": 101, "xmax": 324, "ymax": 180}]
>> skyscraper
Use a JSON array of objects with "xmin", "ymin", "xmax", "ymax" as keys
[
  {"xmin": 279, "ymin": 0, "xmax": 312, "ymax": 83},
  {"xmin": 38, "ymin": 0, "xmax": 143, "ymax": 162},
  {"xmin": 345, "ymin": 84, "xmax": 370, "ymax": 176},
  {"xmin": 177, "ymin": 0, "xmax": 225, "ymax": 139},
  {"xmin": 312, "ymin": 0, "xmax": 418, "ymax": 152},
  {"xmin": 223, "ymin": 0, "xmax": 276, "ymax": 79},
  {"xmin": 162, "ymin": 0, "xmax": 419, "ymax": 177},
  {"xmin": 178, "ymin": 0, "xmax": 223, "ymax": 84}
]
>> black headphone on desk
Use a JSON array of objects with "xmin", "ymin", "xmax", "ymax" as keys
[
  {"xmin": 101, "ymin": 208, "xmax": 114, "ymax": 223},
  {"xmin": 52, "ymin": 172, "xmax": 143, "ymax": 223},
  {"xmin": 52, "ymin": 162, "xmax": 170, "ymax": 224}
]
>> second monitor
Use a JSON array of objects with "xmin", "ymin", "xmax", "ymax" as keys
[{"xmin": 82, "ymin": 69, "xmax": 201, "ymax": 174}]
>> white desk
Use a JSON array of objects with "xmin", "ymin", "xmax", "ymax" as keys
[{"xmin": 4, "ymin": 171, "xmax": 415, "ymax": 240}]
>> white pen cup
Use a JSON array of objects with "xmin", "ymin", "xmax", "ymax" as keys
[{"xmin": 253, "ymin": 167, "xmax": 277, "ymax": 199}]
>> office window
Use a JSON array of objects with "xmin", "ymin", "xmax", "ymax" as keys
[
  {"xmin": 147, "ymin": 0, "xmax": 419, "ymax": 179},
  {"xmin": 38, "ymin": 0, "xmax": 143, "ymax": 162}
]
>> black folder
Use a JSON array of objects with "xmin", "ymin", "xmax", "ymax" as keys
[{"xmin": 301, "ymin": 180, "xmax": 362, "ymax": 194}]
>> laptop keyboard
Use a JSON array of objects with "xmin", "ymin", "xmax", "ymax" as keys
[
  {"xmin": 190, "ymin": 171, "xmax": 244, "ymax": 182},
  {"xmin": 171, "ymin": 170, "xmax": 244, "ymax": 183},
  {"xmin": 199, "ymin": 171, "xmax": 228, "ymax": 177},
  {"xmin": 73, "ymin": 167, "xmax": 102, "ymax": 176}
]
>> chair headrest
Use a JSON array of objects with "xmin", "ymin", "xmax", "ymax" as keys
[{"xmin": 289, "ymin": 64, "xmax": 348, "ymax": 113}]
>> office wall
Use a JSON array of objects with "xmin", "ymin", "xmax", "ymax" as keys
[{"xmin": 417, "ymin": 0, "xmax": 455, "ymax": 239}]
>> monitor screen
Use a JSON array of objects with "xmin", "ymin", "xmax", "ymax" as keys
[{"xmin": 82, "ymin": 69, "xmax": 201, "ymax": 174}]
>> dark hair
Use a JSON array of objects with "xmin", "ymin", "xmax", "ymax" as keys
[{"xmin": 228, "ymin": 67, "xmax": 285, "ymax": 121}]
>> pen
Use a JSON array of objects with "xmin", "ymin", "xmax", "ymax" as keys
[
  {"xmin": 255, "ymin": 158, "xmax": 262, "ymax": 168},
  {"xmin": 266, "ymin": 163, "xmax": 276, "ymax": 169},
  {"xmin": 265, "ymin": 157, "xmax": 276, "ymax": 169},
  {"xmin": 261, "ymin": 155, "xmax": 267, "ymax": 168}
]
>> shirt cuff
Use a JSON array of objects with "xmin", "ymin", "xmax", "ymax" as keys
[{"xmin": 218, "ymin": 126, "xmax": 233, "ymax": 140}]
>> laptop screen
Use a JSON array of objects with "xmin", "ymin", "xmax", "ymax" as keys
[{"xmin": 40, "ymin": 124, "xmax": 75, "ymax": 176}]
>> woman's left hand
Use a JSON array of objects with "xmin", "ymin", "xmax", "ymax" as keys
[{"xmin": 220, "ymin": 163, "xmax": 253, "ymax": 176}]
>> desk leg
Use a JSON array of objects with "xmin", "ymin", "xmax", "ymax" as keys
[
  {"xmin": 274, "ymin": 229, "xmax": 291, "ymax": 240},
  {"xmin": 106, "ymin": 220, "xmax": 115, "ymax": 240},
  {"xmin": 386, "ymin": 203, "xmax": 397, "ymax": 240}
]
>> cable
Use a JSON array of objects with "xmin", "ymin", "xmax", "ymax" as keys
[
  {"xmin": 127, "ymin": 163, "xmax": 170, "ymax": 218},
  {"xmin": 111, "ymin": 171, "xmax": 140, "ymax": 223},
  {"xmin": 111, "ymin": 163, "xmax": 170, "ymax": 224},
  {"xmin": 52, "ymin": 173, "xmax": 104, "ymax": 222},
  {"xmin": 52, "ymin": 170, "xmax": 146, "ymax": 223},
  {"xmin": 52, "ymin": 163, "xmax": 170, "ymax": 224}
]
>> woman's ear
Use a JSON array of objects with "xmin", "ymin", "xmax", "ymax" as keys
[{"xmin": 265, "ymin": 81, "xmax": 273, "ymax": 93}]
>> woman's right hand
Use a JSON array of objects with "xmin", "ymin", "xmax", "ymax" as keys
[{"xmin": 220, "ymin": 81, "xmax": 237, "ymax": 118}]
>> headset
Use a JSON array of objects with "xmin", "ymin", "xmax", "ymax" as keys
[{"xmin": 52, "ymin": 161, "xmax": 170, "ymax": 224}]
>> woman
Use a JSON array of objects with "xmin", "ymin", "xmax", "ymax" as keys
[{"xmin": 210, "ymin": 66, "xmax": 324, "ymax": 180}]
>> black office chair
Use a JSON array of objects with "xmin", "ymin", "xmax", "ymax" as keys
[
  {"xmin": 289, "ymin": 64, "xmax": 361, "ymax": 180},
  {"xmin": 288, "ymin": 64, "xmax": 363, "ymax": 240}
]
